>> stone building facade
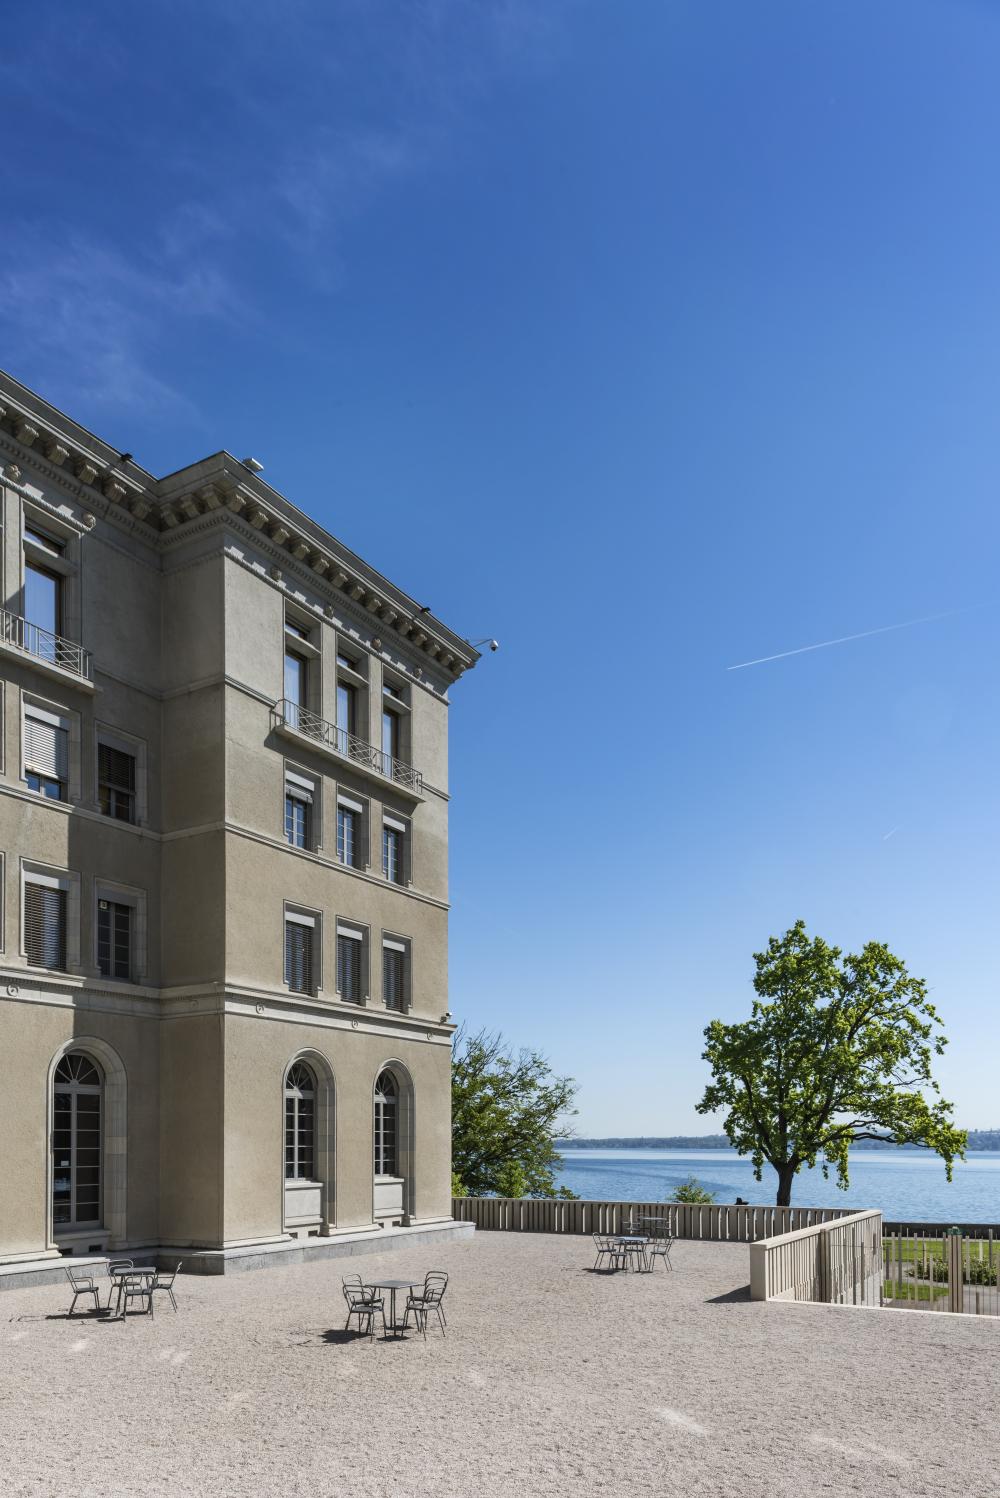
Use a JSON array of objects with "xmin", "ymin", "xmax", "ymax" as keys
[{"xmin": 0, "ymin": 370, "xmax": 478, "ymax": 1267}]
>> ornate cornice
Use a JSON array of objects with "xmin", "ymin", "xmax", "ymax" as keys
[{"xmin": 0, "ymin": 374, "xmax": 479, "ymax": 683}]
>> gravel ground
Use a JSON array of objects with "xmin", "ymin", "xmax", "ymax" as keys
[{"xmin": 1, "ymin": 1233, "xmax": 997, "ymax": 1498}]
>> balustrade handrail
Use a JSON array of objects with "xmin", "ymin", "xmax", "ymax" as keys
[
  {"xmin": 273, "ymin": 698, "xmax": 423, "ymax": 792},
  {"xmin": 0, "ymin": 608, "xmax": 91, "ymax": 680}
]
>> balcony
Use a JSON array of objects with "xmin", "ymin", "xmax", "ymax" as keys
[
  {"xmin": 0, "ymin": 609, "xmax": 93, "ymax": 688},
  {"xmin": 271, "ymin": 699, "xmax": 424, "ymax": 796}
]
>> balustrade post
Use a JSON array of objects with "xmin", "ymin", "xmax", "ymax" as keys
[{"xmin": 947, "ymin": 1228, "xmax": 964, "ymax": 1314}]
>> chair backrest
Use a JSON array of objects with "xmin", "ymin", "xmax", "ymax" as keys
[
  {"xmin": 156, "ymin": 1260, "xmax": 182, "ymax": 1286},
  {"xmin": 342, "ymin": 1274, "xmax": 368, "ymax": 1306},
  {"xmin": 422, "ymin": 1270, "xmax": 448, "ymax": 1303},
  {"xmin": 107, "ymin": 1258, "xmax": 133, "ymax": 1275},
  {"xmin": 66, "ymin": 1264, "xmax": 96, "ymax": 1288}
]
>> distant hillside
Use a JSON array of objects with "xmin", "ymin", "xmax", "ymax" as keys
[{"xmin": 558, "ymin": 1130, "xmax": 1000, "ymax": 1152}]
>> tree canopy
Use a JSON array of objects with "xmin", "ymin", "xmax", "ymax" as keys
[
  {"xmin": 696, "ymin": 921, "xmax": 966, "ymax": 1205},
  {"xmin": 451, "ymin": 1028, "xmax": 578, "ymax": 1198}
]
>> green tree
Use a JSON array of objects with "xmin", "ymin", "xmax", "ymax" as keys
[
  {"xmin": 696, "ymin": 921, "xmax": 966, "ymax": 1206},
  {"xmin": 669, "ymin": 1176, "xmax": 716, "ymax": 1204},
  {"xmin": 451, "ymin": 1029, "xmax": 578, "ymax": 1198}
]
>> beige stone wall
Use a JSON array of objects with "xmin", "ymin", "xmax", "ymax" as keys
[
  {"xmin": 221, "ymin": 1014, "xmax": 453, "ymax": 1242},
  {"xmin": 0, "ymin": 382, "xmax": 469, "ymax": 1264}
]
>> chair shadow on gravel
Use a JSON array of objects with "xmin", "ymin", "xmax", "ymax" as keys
[{"xmin": 321, "ymin": 1328, "xmax": 370, "ymax": 1345}]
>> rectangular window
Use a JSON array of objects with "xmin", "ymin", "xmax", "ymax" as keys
[
  {"xmin": 336, "ymin": 794, "xmax": 364, "ymax": 868},
  {"xmin": 284, "ymin": 771, "xmax": 313, "ymax": 849},
  {"xmin": 24, "ymin": 560, "xmax": 62, "ymax": 640},
  {"xmin": 337, "ymin": 925, "xmax": 364, "ymax": 1003},
  {"xmin": 383, "ymin": 816, "xmax": 407, "ymax": 884},
  {"xmin": 24, "ymin": 881, "xmax": 67, "ymax": 970},
  {"xmin": 98, "ymin": 742, "xmax": 136, "ymax": 823},
  {"xmin": 383, "ymin": 940, "xmax": 408, "ymax": 1012},
  {"xmin": 336, "ymin": 680, "xmax": 356, "ymax": 754},
  {"xmin": 284, "ymin": 650, "xmax": 307, "ymax": 711},
  {"xmin": 97, "ymin": 899, "xmax": 132, "ymax": 981},
  {"xmin": 284, "ymin": 912, "xmax": 317, "ymax": 995},
  {"xmin": 382, "ymin": 707, "xmax": 399, "ymax": 771},
  {"xmin": 24, "ymin": 705, "xmax": 69, "ymax": 801}
]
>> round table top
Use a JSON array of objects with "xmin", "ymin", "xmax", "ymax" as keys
[
  {"xmin": 365, "ymin": 1278, "xmax": 420, "ymax": 1290},
  {"xmin": 110, "ymin": 1267, "xmax": 155, "ymax": 1278}
]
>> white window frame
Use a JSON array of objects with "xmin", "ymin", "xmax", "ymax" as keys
[
  {"xmin": 284, "ymin": 903, "xmax": 322, "ymax": 995},
  {"xmin": 335, "ymin": 919, "xmax": 369, "ymax": 1005},
  {"xmin": 284, "ymin": 764, "xmax": 321, "ymax": 852},
  {"xmin": 95, "ymin": 724, "xmax": 148, "ymax": 826},
  {"xmin": 336, "ymin": 790, "xmax": 368, "ymax": 870},
  {"xmin": 21, "ymin": 859, "xmax": 81, "ymax": 974},
  {"xmin": 382, "ymin": 812, "xmax": 411, "ymax": 885},
  {"xmin": 22, "ymin": 693, "xmax": 79, "ymax": 803},
  {"xmin": 94, "ymin": 879, "xmax": 147, "ymax": 985}
]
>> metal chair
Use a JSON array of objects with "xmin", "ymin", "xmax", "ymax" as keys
[
  {"xmin": 645, "ymin": 1222, "xmax": 674, "ymax": 1272},
  {"xmin": 119, "ymin": 1271, "xmax": 154, "ymax": 1317},
  {"xmin": 342, "ymin": 1275, "xmax": 384, "ymax": 1340},
  {"xmin": 593, "ymin": 1233, "xmax": 622, "ymax": 1272},
  {"xmin": 402, "ymin": 1271, "xmax": 448, "ymax": 1340},
  {"xmin": 66, "ymin": 1264, "xmax": 102, "ymax": 1316},
  {"xmin": 150, "ymin": 1261, "xmax": 182, "ymax": 1316}
]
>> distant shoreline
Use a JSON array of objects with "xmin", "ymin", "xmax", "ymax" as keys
[{"xmin": 558, "ymin": 1130, "xmax": 1000, "ymax": 1152}]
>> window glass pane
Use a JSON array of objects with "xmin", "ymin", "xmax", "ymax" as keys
[
  {"xmin": 284, "ymin": 652, "xmax": 306, "ymax": 707},
  {"xmin": 382, "ymin": 709, "xmax": 398, "ymax": 762},
  {"xmin": 336, "ymin": 682, "xmax": 354, "ymax": 738},
  {"xmin": 337, "ymin": 808, "xmax": 356, "ymax": 866},
  {"xmin": 25, "ymin": 562, "xmax": 60, "ymax": 636}
]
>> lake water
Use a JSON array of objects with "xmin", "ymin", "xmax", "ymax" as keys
[{"xmin": 554, "ymin": 1149, "xmax": 1000, "ymax": 1223}]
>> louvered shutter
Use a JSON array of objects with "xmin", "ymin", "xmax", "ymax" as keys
[
  {"xmin": 24, "ymin": 882, "xmax": 67, "ymax": 970},
  {"xmin": 285, "ymin": 918, "xmax": 314, "ymax": 994},
  {"xmin": 98, "ymin": 744, "xmax": 135, "ymax": 794},
  {"xmin": 24, "ymin": 711, "xmax": 68, "ymax": 781},
  {"xmin": 383, "ymin": 946, "xmax": 403, "ymax": 1011},
  {"xmin": 337, "ymin": 928, "xmax": 363, "ymax": 1002}
]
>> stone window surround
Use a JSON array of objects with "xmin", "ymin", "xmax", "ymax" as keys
[
  {"xmin": 21, "ymin": 501, "xmax": 82, "ymax": 646},
  {"xmin": 21, "ymin": 691, "xmax": 81, "ymax": 804},
  {"xmin": 336, "ymin": 917, "xmax": 370, "ymax": 1005},
  {"xmin": 93, "ymin": 877, "xmax": 148, "ymax": 986},
  {"xmin": 95, "ymin": 722, "xmax": 149, "ymax": 826},
  {"xmin": 284, "ymin": 761, "xmax": 322, "ymax": 852},
  {"xmin": 381, "ymin": 929, "xmax": 412, "ymax": 1013},
  {"xmin": 20, "ymin": 858, "xmax": 82, "ymax": 975},
  {"xmin": 284, "ymin": 901, "xmax": 323, "ymax": 995}
]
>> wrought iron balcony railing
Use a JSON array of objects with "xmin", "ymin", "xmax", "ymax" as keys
[
  {"xmin": 0, "ymin": 608, "xmax": 92, "ymax": 681},
  {"xmin": 273, "ymin": 698, "xmax": 423, "ymax": 794}
]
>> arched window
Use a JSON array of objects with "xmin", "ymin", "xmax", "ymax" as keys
[
  {"xmin": 374, "ymin": 1070, "xmax": 397, "ymax": 1177},
  {"xmin": 284, "ymin": 1061, "xmax": 316, "ymax": 1180},
  {"xmin": 52, "ymin": 1052, "xmax": 103, "ymax": 1229}
]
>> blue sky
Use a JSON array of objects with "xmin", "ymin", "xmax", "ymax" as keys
[{"xmin": 3, "ymin": 1, "xmax": 998, "ymax": 1135}]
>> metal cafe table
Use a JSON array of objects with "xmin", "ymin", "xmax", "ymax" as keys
[
  {"xmin": 607, "ymin": 1235, "xmax": 649, "ymax": 1271},
  {"xmin": 364, "ymin": 1278, "xmax": 421, "ymax": 1338},
  {"xmin": 109, "ymin": 1266, "xmax": 156, "ymax": 1317}
]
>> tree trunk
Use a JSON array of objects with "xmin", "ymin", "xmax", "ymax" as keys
[{"xmin": 775, "ymin": 1162, "xmax": 797, "ymax": 1207}]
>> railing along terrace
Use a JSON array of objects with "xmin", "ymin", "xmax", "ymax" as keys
[
  {"xmin": 273, "ymin": 698, "xmax": 423, "ymax": 793},
  {"xmin": 0, "ymin": 608, "xmax": 91, "ymax": 680},
  {"xmin": 451, "ymin": 1196, "xmax": 858, "ymax": 1242},
  {"xmin": 883, "ymin": 1225, "xmax": 1000, "ymax": 1316},
  {"xmin": 749, "ymin": 1210, "xmax": 884, "ymax": 1306}
]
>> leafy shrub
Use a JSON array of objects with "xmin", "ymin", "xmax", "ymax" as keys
[{"xmin": 669, "ymin": 1177, "xmax": 716, "ymax": 1204}]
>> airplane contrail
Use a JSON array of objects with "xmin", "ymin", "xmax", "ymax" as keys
[{"xmin": 726, "ymin": 608, "xmax": 968, "ymax": 672}]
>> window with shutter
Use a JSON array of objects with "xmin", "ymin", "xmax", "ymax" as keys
[
  {"xmin": 24, "ymin": 710, "xmax": 68, "ymax": 801},
  {"xmin": 285, "ymin": 918, "xmax": 315, "ymax": 994},
  {"xmin": 97, "ymin": 900, "xmax": 132, "ymax": 981},
  {"xmin": 98, "ymin": 743, "xmax": 136, "ymax": 822},
  {"xmin": 24, "ymin": 882, "xmax": 67, "ymax": 970},
  {"xmin": 383, "ymin": 944, "xmax": 406, "ymax": 1011},
  {"xmin": 337, "ymin": 929, "xmax": 363, "ymax": 1002}
]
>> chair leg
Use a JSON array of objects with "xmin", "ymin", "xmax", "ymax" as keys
[{"xmin": 436, "ymin": 1304, "xmax": 446, "ymax": 1337}]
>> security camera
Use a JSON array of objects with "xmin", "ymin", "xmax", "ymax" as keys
[{"xmin": 488, "ymin": 639, "xmax": 499, "ymax": 652}]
